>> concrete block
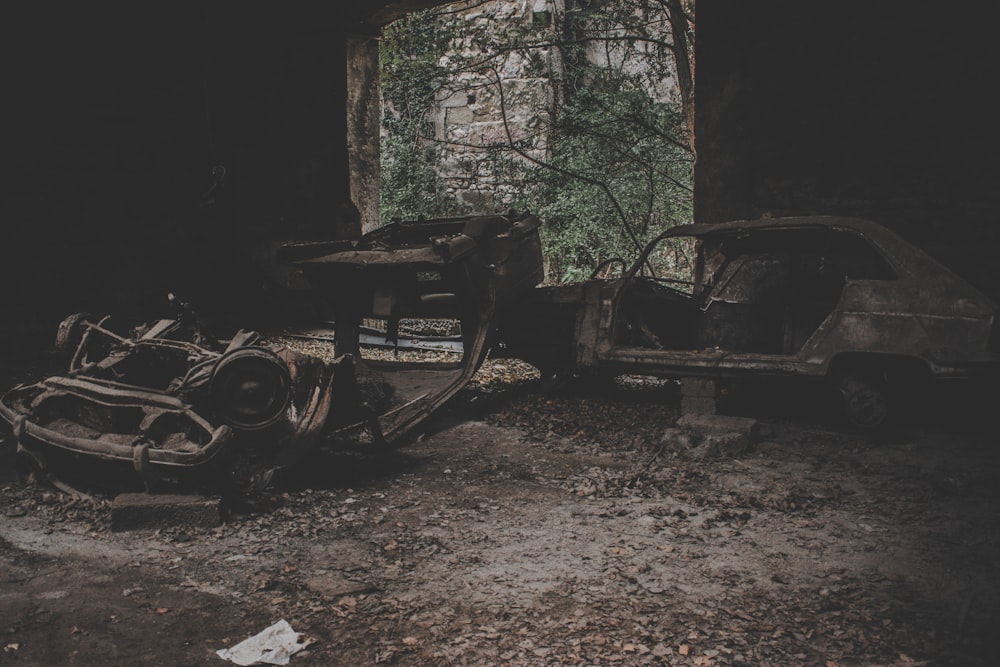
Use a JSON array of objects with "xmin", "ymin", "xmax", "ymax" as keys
[
  {"xmin": 681, "ymin": 395, "xmax": 717, "ymax": 415},
  {"xmin": 699, "ymin": 432, "xmax": 751, "ymax": 459},
  {"xmin": 680, "ymin": 377, "xmax": 717, "ymax": 415},
  {"xmin": 680, "ymin": 377, "xmax": 716, "ymax": 397},
  {"xmin": 661, "ymin": 427, "xmax": 697, "ymax": 453},
  {"xmin": 665, "ymin": 413, "xmax": 761, "ymax": 460},
  {"xmin": 111, "ymin": 493, "xmax": 223, "ymax": 532},
  {"xmin": 676, "ymin": 413, "xmax": 760, "ymax": 437}
]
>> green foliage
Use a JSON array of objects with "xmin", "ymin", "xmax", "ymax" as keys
[
  {"xmin": 381, "ymin": 134, "xmax": 465, "ymax": 222},
  {"xmin": 379, "ymin": 1, "xmax": 694, "ymax": 281},
  {"xmin": 379, "ymin": 10, "xmax": 465, "ymax": 220},
  {"xmin": 508, "ymin": 85, "xmax": 692, "ymax": 282},
  {"xmin": 379, "ymin": 10, "xmax": 450, "ymax": 119}
]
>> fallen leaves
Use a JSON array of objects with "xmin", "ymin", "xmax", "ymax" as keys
[{"xmin": 1, "ymin": 358, "xmax": 993, "ymax": 667}]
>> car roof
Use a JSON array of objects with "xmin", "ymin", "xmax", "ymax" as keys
[{"xmin": 664, "ymin": 215, "xmax": 988, "ymax": 300}]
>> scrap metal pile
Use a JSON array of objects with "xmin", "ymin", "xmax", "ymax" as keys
[
  {"xmin": 1, "ymin": 213, "xmax": 543, "ymax": 493},
  {"xmin": 5, "ymin": 212, "xmax": 995, "ymax": 493},
  {"xmin": 2, "ymin": 306, "xmax": 337, "ymax": 492}
]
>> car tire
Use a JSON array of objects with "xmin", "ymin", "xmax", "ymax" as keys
[
  {"xmin": 54, "ymin": 312, "xmax": 94, "ymax": 355},
  {"xmin": 838, "ymin": 371, "xmax": 891, "ymax": 431},
  {"xmin": 210, "ymin": 348, "xmax": 292, "ymax": 431}
]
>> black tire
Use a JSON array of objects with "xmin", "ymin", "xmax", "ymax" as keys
[
  {"xmin": 210, "ymin": 348, "xmax": 292, "ymax": 431},
  {"xmin": 54, "ymin": 312, "xmax": 94, "ymax": 355},
  {"xmin": 838, "ymin": 372, "xmax": 890, "ymax": 431}
]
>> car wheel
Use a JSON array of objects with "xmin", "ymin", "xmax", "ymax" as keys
[
  {"xmin": 210, "ymin": 348, "xmax": 292, "ymax": 430},
  {"xmin": 54, "ymin": 312, "xmax": 94, "ymax": 355},
  {"xmin": 838, "ymin": 373, "xmax": 890, "ymax": 431}
]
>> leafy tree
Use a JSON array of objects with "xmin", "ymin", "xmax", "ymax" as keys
[
  {"xmin": 379, "ymin": 0, "xmax": 695, "ymax": 282},
  {"xmin": 379, "ymin": 10, "xmax": 466, "ymax": 220}
]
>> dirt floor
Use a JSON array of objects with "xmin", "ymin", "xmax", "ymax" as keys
[{"xmin": 1, "ymin": 361, "xmax": 999, "ymax": 666}]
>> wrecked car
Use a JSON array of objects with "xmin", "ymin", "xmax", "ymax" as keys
[
  {"xmin": 1, "ymin": 213, "xmax": 543, "ymax": 491},
  {"xmin": 278, "ymin": 212, "xmax": 542, "ymax": 442},
  {"xmin": 496, "ymin": 216, "xmax": 998, "ymax": 429},
  {"xmin": 1, "ymin": 305, "xmax": 320, "ymax": 492}
]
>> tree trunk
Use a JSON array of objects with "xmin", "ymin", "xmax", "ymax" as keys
[{"xmin": 664, "ymin": 0, "xmax": 695, "ymax": 153}]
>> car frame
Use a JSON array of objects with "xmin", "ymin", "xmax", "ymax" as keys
[
  {"xmin": 496, "ymin": 216, "xmax": 998, "ymax": 429},
  {"xmin": 1, "ymin": 213, "xmax": 544, "ymax": 491},
  {"xmin": 282, "ymin": 212, "xmax": 543, "ymax": 444}
]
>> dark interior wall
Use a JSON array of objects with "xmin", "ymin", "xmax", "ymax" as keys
[
  {"xmin": 205, "ymin": 8, "xmax": 356, "ymax": 240},
  {"xmin": 1, "ymin": 6, "xmax": 356, "ymax": 355},
  {"xmin": 695, "ymin": 0, "xmax": 1000, "ymax": 299},
  {"xmin": 4, "ymin": 7, "xmax": 207, "ymax": 332},
  {"xmin": 16, "ymin": 0, "xmax": 999, "ymax": 361}
]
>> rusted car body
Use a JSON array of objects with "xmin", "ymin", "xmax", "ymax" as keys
[
  {"xmin": 1, "ymin": 213, "xmax": 543, "ymax": 490},
  {"xmin": 1, "ymin": 312, "xmax": 326, "ymax": 491},
  {"xmin": 497, "ymin": 216, "xmax": 998, "ymax": 428},
  {"xmin": 281, "ymin": 212, "xmax": 543, "ymax": 443}
]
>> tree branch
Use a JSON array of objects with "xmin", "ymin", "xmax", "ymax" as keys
[{"xmin": 490, "ymin": 66, "xmax": 649, "ymax": 259}]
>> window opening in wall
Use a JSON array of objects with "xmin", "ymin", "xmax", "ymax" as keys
[{"xmin": 379, "ymin": 1, "xmax": 695, "ymax": 283}]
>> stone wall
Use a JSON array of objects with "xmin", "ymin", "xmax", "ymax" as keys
[
  {"xmin": 418, "ymin": 0, "xmax": 680, "ymax": 209},
  {"xmin": 427, "ymin": 0, "xmax": 559, "ymax": 209}
]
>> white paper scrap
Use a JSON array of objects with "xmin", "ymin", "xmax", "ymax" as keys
[{"xmin": 217, "ymin": 619, "xmax": 311, "ymax": 666}]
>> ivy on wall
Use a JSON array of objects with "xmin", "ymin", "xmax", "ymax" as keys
[{"xmin": 379, "ymin": 10, "xmax": 465, "ymax": 221}]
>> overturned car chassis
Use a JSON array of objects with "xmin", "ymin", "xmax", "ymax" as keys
[{"xmin": 1, "ymin": 213, "xmax": 543, "ymax": 492}]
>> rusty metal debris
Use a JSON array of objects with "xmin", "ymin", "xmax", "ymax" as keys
[
  {"xmin": 1, "ymin": 213, "xmax": 543, "ymax": 492},
  {"xmin": 496, "ymin": 216, "xmax": 999, "ymax": 429},
  {"xmin": 7, "ymin": 211, "xmax": 991, "ymax": 492}
]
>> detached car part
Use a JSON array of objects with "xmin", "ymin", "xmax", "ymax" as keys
[
  {"xmin": 281, "ymin": 212, "xmax": 543, "ymax": 444},
  {"xmin": 2, "ymin": 311, "xmax": 331, "ymax": 491},
  {"xmin": 1, "ymin": 213, "xmax": 543, "ymax": 491}
]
